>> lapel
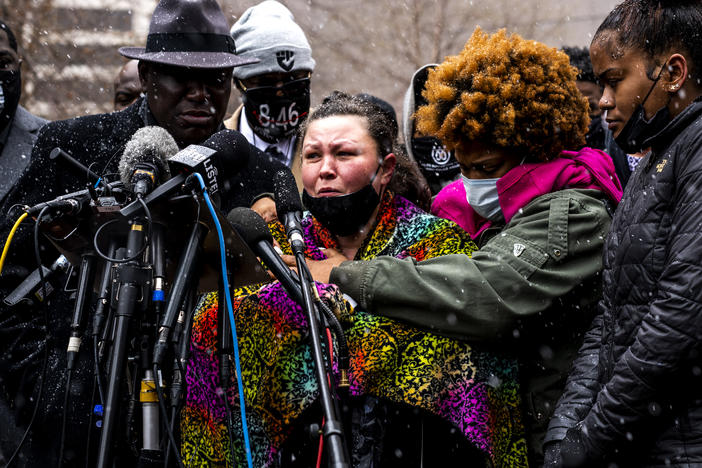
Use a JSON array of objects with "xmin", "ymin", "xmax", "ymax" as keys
[{"xmin": 0, "ymin": 106, "xmax": 48, "ymax": 202}]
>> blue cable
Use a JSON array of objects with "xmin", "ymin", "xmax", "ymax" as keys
[{"xmin": 190, "ymin": 173, "xmax": 253, "ymax": 468}]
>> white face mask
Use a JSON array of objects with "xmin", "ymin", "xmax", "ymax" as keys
[{"xmin": 462, "ymin": 174, "xmax": 503, "ymax": 222}]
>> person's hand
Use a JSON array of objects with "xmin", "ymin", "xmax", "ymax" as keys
[
  {"xmin": 251, "ymin": 196, "xmax": 277, "ymax": 223},
  {"xmin": 561, "ymin": 425, "xmax": 588, "ymax": 468},
  {"xmin": 543, "ymin": 440, "xmax": 563, "ymax": 467},
  {"xmin": 280, "ymin": 248, "xmax": 347, "ymax": 283}
]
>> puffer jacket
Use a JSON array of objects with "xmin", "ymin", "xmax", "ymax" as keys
[{"xmin": 547, "ymin": 98, "xmax": 702, "ymax": 466}]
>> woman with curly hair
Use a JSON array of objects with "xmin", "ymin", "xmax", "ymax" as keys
[{"xmin": 299, "ymin": 28, "xmax": 623, "ymax": 465}]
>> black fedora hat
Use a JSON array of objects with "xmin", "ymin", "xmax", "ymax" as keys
[{"xmin": 119, "ymin": 0, "xmax": 258, "ymax": 69}]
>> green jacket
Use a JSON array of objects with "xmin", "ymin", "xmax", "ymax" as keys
[{"xmin": 330, "ymin": 188, "xmax": 613, "ymax": 463}]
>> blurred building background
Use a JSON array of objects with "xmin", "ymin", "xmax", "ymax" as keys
[{"xmin": 2, "ymin": 0, "xmax": 618, "ymax": 123}]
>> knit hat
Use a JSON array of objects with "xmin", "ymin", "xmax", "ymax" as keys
[
  {"xmin": 403, "ymin": 64, "xmax": 460, "ymax": 194},
  {"xmin": 402, "ymin": 64, "xmax": 438, "ymax": 156},
  {"xmin": 231, "ymin": 0, "xmax": 315, "ymax": 80}
]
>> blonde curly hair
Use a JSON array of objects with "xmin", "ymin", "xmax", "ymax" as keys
[{"xmin": 416, "ymin": 28, "xmax": 589, "ymax": 161}]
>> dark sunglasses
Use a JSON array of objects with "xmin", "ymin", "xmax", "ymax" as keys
[{"xmin": 239, "ymin": 76, "xmax": 311, "ymax": 98}]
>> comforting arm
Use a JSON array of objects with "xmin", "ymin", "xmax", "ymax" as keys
[{"xmin": 331, "ymin": 191, "xmax": 611, "ymax": 342}]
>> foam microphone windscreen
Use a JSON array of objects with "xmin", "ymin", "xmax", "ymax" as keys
[
  {"xmin": 274, "ymin": 169, "xmax": 302, "ymax": 217},
  {"xmin": 118, "ymin": 126, "xmax": 178, "ymax": 185},
  {"xmin": 226, "ymin": 207, "xmax": 273, "ymax": 245}
]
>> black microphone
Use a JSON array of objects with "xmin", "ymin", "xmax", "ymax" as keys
[
  {"xmin": 3, "ymin": 255, "xmax": 70, "ymax": 307},
  {"xmin": 167, "ymin": 129, "xmax": 250, "ymax": 205},
  {"xmin": 118, "ymin": 126, "xmax": 178, "ymax": 197},
  {"xmin": 27, "ymin": 197, "xmax": 83, "ymax": 217},
  {"xmin": 25, "ymin": 181, "xmax": 124, "ymax": 216},
  {"xmin": 226, "ymin": 207, "xmax": 303, "ymax": 304},
  {"xmin": 66, "ymin": 254, "xmax": 96, "ymax": 371},
  {"xmin": 273, "ymin": 169, "xmax": 306, "ymax": 256},
  {"xmin": 152, "ymin": 221, "xmax": 208, "ymax": 368},
  {"xmin": 120, "ymin": 130, "xmax": 251, "ymax": 218},
  {"xmin": 274, "ymin": 175, "xmax": 350, "ymax": 466},
  {"xmin": 50, "ymin": 147, "xmax": 101, "ymax": 182}
]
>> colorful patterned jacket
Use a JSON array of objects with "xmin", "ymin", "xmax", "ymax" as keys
[{"xmin": 181, "ymin": 191, "xmax": 527, "ymax": 467}]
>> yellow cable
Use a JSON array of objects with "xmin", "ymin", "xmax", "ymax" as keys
[{"xmin": 0, "ymin": 211, "xmax": 29, "ymax": 276}]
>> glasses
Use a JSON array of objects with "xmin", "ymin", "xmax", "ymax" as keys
[{"xmin": 238, "ymin": 76, "xmax": 311, "ymax": 98}]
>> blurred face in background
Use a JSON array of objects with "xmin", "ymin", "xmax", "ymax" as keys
[
  {"xmin": 113, "ymin": 60, "xmax": 142, "ymax": 111},
  {"xmin": 0, "ymin": 27, "xmax": 21, "ymax": 132},
  {"xmin": 576, "ymin": 80, "xmax": 603, "ymax": 118},
  {"xmin": 237, "ymin": 70, "xmax": 312, "ymax": 142}
]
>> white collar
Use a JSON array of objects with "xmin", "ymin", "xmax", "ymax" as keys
[{"xmin": 239, "ymin": 112, "xmax": 296, "ymax": 167}]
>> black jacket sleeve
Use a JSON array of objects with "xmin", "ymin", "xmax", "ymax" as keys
[
  {"xmin": 579, "ymin": 135, "xmax": 702, "ymax": 458},
  {"xmin": 545, "ymin": 313, "xmax": 603, "ymax": 444},
  {"xmin": 219, "ymin": 144, "xmax": 289, "ymax": 213}
]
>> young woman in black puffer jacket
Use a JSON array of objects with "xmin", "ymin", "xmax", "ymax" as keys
[{"xmin": 546, "ymin": 1, "xmax": 702, "ymax": 466}]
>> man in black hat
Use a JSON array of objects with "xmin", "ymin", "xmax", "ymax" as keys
[
  {"xmin": 0, "ymin": 0, "xmax": 287, "ymax": 466},
  {"xmin": 4, "ymin": 0, "xmax": 285, "ymax": 216}
]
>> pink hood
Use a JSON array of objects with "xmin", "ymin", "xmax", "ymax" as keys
[{"xmin": 431, "ymin": 147, "xmax": 623, "ymax": 239}]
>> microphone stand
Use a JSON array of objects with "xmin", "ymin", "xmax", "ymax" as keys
[
  {"xmin": 165, "ymin": 290, "xmax": 195, "ymax": 468},
  {"xmin": 217, "ymin": 274, "xmax": 238, "ymax": 460},
  {"xmin": 97, "ymin": 216, "xmax": 151, "ymax": 468},
  {"xmin": 293, "ymin": 254, "xmax": 349, "ymax": 468},
  {"xmin": 152, "ymin": 221, "xmax": 207, "ymax": 368},
  {"xmin": 152, "ymin": 219, "xmax": 206, "ymax": 468},
  {"xmin": 59, "ymin": 253, "xmax": 96, "ymax": 467}
]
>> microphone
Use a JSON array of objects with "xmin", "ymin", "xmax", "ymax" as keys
[
  {"xmin": 50, "ymin": 148, "xmax": 101, "ymax": 182},
  {"xmin": 273, "ymin": 175, "xmax": 351, "ymax": 465},
  {"xmin": 167, "ymin": 129, "xmax": 250, "ymax": 203},
  {"xmin": 226, "ymin": 207, "xmax": 303, "ymax": 304},
  {"xmin": 120, "ymin": 129, "xmax": 251, "ymax": 218},
  {"xmin": 118, "ymin": 126, "xmax": 178, "ymax": 197},
  {"xmin": 25, "ymin": 181, "xmax": 124, "ymax": 216},
  {"xmin": 66, "ymin": 254, "xmax": 96, "ymax": 371},
  {"xmin": 152, "ymin": 221, "xmax": 208, "ymax": 368},
  {"xmin": 3, "ymin": 255, "xmax": 70, "ymax": 307},
  {"xmin": 273, "ymin": 169, "xmax": 306, "ymax": 256}
]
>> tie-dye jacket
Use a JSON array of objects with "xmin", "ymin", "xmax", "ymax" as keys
[{"xmin": 181, "ymin": 191, "xmax": 528, "ymax": 467}]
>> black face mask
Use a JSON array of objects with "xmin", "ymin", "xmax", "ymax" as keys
[
  {"xmin": 614, "ymin": 63, "xmax": 671, "ymax": 154},
  {"xmin": 242, "ymin": 77, "xmax": 311, "ymax": 143},
  {"xmin": 0, "ymin": 69, "xmax": 21, "ymax": 132},
  {"xmin": 302, "ymin": 181, "xmax": 381, "ymax": 237}
]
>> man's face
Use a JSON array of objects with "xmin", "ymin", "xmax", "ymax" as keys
[
  {"xmin": 114, "ymin": 60, "xmax": 142, "ymax": 111},
  {"xmin": 139, "ymin": 62, "xmax": 232, "ymax": 147},
  {"xmin": 0, "ymin": 28, "xmax": 21, "ymax": 130},
  {"xmin": 0, "ymin": 29, "xmax": 19, "ymax": 73},
  {"xmin": 576, "ymin": 80, "xmax": 603, "ymax": 118}
]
